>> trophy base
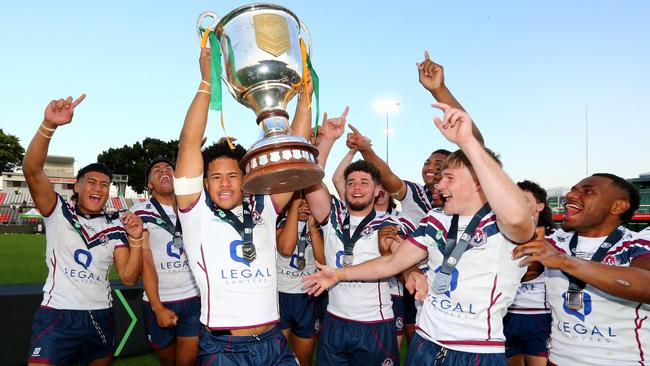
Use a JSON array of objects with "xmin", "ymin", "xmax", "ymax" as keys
[{"xmin": 241, "ymin": 140, "xmax": 323, "ymax": 194}]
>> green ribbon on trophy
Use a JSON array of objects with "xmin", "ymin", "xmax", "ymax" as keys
[{"xmin": 307, "ymin": 54, "xmax": 320, "ymax": 133}]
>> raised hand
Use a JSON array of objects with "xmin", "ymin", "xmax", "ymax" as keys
[
  {"xmin": 153, "ymin": 306, "xmax": 179, "ymax": 328},
  {"xmin": 121, "ymin": 212, "xmax": 144, "ymax": 240},
  {"xmin": 199, "ymin": 47, "xmax": 211, "ymax": 82},
  {"xmin": 302, "ymin": 261, "xmax": 339, "ymax": 296},
  {"xmin": 43, "ymin": 94, "xmax": 86, "ymax": 128},
  {"xmin": 319, "ymin": 106, "xmax": 349, "ymax": 142},
  {"xmin": 346, "ymin": 124, "xmax": 373, "ymax": 152},
  {"xmin": 416, "ymin": 51, "xmax": 445, "ymax": 93},
  {"xmin": 431, "ymin": 102, "xmax": 475, "ymax": 147}
]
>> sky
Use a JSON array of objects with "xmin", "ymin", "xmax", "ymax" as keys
[{"xmin": 1, "ymin": 0, "xmax": 649, "ymax": 192}]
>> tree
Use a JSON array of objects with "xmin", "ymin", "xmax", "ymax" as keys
[
  {"xmin": 97, "ymin": 138, "xmax": 178, "ymax": 194},
  {"xmin": 0, "ymin": 129, "xmax": 25, "ymax": 172}
]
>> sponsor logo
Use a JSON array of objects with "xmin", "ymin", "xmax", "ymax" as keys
[
  {"xmin": 32, "ymin": 347, "xmax": 41, "ymax": 356},
  {"xmin": 222, "ymin": 240, "xmax": 272, "ymax": 285},
  {"xmin": 167, "ymin": 240, "xmax": 184, "ymax": 260},
  {"xmin": 382, "ymin": 358, "xmax": 394, "ymax": 366},
  {"xmin": 74, "ymin": 249, "xmax": 92, "ymax": 269}
]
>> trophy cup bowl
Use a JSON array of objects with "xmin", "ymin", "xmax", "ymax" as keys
[{"xmin": 198, "ymin": 4, "xmax": 324, "ymax": 194}]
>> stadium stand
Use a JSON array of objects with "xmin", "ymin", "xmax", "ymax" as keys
[{"xmin": 0, "ymin": 192, "xmax": 6, "ymax": 205}]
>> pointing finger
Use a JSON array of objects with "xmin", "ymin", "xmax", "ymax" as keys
[
  {"xmin": 71, "ymin": 93, "xmax": 86, "ymax": 108},
  {"xmin": 431, "ymin": 102, "xmax": 451, "ymax": 113},
  {"xmin": 340, "ymin": 106, "xmax": 350, "ymax": 121}
]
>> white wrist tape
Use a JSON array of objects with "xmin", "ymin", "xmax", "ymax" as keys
[{"xmin": 173, "ymin": 175, "xmax": 203, "ymax": 195}]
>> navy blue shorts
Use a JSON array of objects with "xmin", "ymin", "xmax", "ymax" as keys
[
  {"xmin": 198, "ymin": 324, "xmax": 297, "ymax": 365},
  {"xmin": 405, "ymin": 332, "xmax": 506, "ymax": 366},
  {"xmin": 402, "ymin": 289, "xmax": 417, "ymax": 325},
  {"xmin": 279, "ymin": 292, "xmax": 324, "ymax": 339},
  {"xmin": 316, "ymin": 312, "xmax": 398, "ymax": 366},
  {"xmin": 142, "ymin": 297, "xmax": 201, "ymax": 349},
  {"xmin": 503, "ymin": 312, "xmax": 551, "ymax": 358},
  {"xmin": 391, "ymin": 295, "xmax": 405, "ymax": 335},
  {"xmin": 28, "ymin": 306, "xmax": 115, "ymax": 365}
]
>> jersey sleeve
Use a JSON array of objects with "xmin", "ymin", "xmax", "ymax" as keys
[{"xmin": 407, "ymin": 210, "xmax": 448, "ymax": 253}]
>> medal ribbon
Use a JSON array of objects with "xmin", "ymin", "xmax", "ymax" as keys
[
  {"xmin": 341, "ymin": 210, "xmax": 376, "ymax": 257},
  {"xmin": 563, "ymin": 228, "xmax": 624, "ymax": 292},
  {"xmin": 149, "ymin": 197, "xmax": 182, "ymax": 238},
  {"xmin": 439, "ymin": 203, "xmax": 491, "ymax": 275}
]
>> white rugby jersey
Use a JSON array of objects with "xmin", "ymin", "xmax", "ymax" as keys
[
  {"xmin": 131, "ymin": 200, "xmax": 199, "ymax": 302},
  {"xmin": 408, "ymin": 208, "xmax": 526, "ymax": 353},
  {"xmin": 178, "ymin": 190, "xmax": 280, "ymax": 329},
  {"xmin": 545, "ymin": 227, "xmax": 650, "ymax": 366},
  {"xmin": 276, "ymin": 220, "xmax": 318, "ymax": 294},
  {"xmin": 508, "ymin": 273, "xmax": 550, "ymax": 315},
  {"xmin": 399, "ymin": 180, "xmax": 434, "ymax": 226},
  {"xmin": 322, "ymin": 196, "xmax": 402, "ymax": 322},
  {"xmin": 41, "ymin": 194, "xmax": 128, "ymax": 310}
]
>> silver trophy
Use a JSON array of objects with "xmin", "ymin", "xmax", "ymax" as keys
[{"xmin": 198, "ymin": 4, "xmax": 324, "ymax": 194}]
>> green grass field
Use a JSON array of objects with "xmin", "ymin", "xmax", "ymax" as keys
[{"xmin": 0, "ymin": 233, "xmax": 409, "ymax": 364}]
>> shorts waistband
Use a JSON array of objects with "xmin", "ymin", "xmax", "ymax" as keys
[{"xmin": 202, "ymin": 324, "xmax": 280, "ymax": 344}]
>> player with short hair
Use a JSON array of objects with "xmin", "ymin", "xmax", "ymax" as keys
[
  {"xmin": 513, "ymin": 173, "xmax": 649, "ymax": 366},
  {"xmin": 172, "ymin": 48, "xmax": 312, "ymax": 365},
  {"xmin": 304, "ymin": 114, "xmax": 410, "ymax": 366},
  {"xmin": 304, "ymin": 103, "xmax": 535, "ymax": 365},
  {"xmin": 23, "ymin": 95, "xmax": 145, "ymax": 366},
  {"xmin": 131, "ymin": 158, "xmax": 200, "ymax": 366}
]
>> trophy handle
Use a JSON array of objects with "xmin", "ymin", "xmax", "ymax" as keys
[
  {"xmin": 197, "ymin": 11, "xmax": 220, "ymax": 41},
  {"xmin": 299, "ymin": 20, "xmax": 313, "ymax": 58}
]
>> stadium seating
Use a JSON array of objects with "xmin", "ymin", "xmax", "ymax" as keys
[{"xmin": 0, "ymin": 192, "xmax": 6, "ymax": 205}]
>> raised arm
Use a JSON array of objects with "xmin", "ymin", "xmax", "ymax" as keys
[
  {"xmin": 270, "ymin": 71, "xmax": 316, "ymax": 211},
  {"xmin": 432, "ymin": 103, "xmax": 534, "ymax": 243},
  {"xmin": 332, "ymin": 148, "xmax": 357, "ymax": 199},
  {"xmin": 23, "ymin": 95, "xmax": 86, "ymax": 214},
  {"xmin": 417, "ymin": 51, "xmax": 484, "ymax": 144},
  {"xmin": 347, "ymin": 124, "xmax": 407, "ymax": 199},
  {"xmin": 303, "ymin": 108, "xmax": 348, "ymax": 222},
  {"xmin": 175, "ymin": 48, "xmax": 211, "ymax": 210},
  {"xmin": 308, "ymin": 215, "xmax": 325, "ymax": 264}
]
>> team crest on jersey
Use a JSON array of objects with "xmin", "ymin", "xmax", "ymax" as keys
[
  {"xmin": 382, "ymin": 358, "xmax": 394, "ymax": 366},
  {"xmin": 602, "ymin": 254, "xmax": 620, "ymax": 266},
  {"xmin": 470, "ymin": 229, "xmax": 487, "ymax": 247},
  {"xmin": 361, "ymin": 225, "xmax": 373, "ymax": 238},
  {"xmin": 252, "ymin": 211, "xmax": 263, "ymax": 225},
  {"xmin": 99, "ymin": 234, "xmax": 108, "ymax": 244}
]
